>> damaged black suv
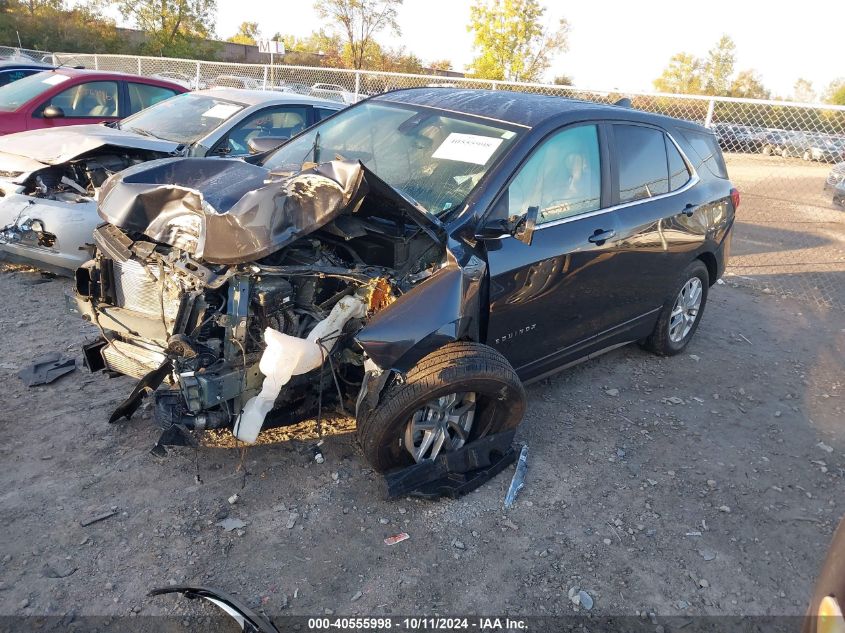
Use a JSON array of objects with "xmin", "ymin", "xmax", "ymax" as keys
[{"xmin": 74, "ymin": 88, "xmax": 737, "ymax": 472}]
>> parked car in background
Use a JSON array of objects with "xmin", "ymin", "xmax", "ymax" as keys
[
  {"xmin": 712, "ymin": 123, "xmax": 764, "ymax": 153},
  {"xmin": 212, "ymin": 75, "xmax": 260, "ymax": 90},
  {"xmin": 71, "ymin": 88, "xmax": 737, "ymax": 471},
  {"xmin": 0, "ymin": 68, "xmax": 186, "ymax": 135},
  {"xmin": 152, "ymin": 71, "xmax": 206, "ymax": 91},
  {"xmin": 0, "ymin": 57, "xmax": 55, "ymax": 86},
  {"xmin": 802, "ymin": 135, "xmax": 845, "ymax": 163},
  {"xmin": 0, "ymin": 88, "xmax": 342, "ymax": 273},
  {"xmin": 833, "ymin": 180, "xmax": 845, "ymax": 208},
  {"xmin": 762, "ymin": 130, "xmax": 809, "ymax": 158},
  {"xmin": 824, "ymin": 162, "xmax": 845, "ymax": 191},
  {"xmin": 310, "ymin": 82, "xmax": 357, "ymax": 104}
]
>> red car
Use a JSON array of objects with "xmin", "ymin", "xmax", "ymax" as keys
[{"xmin": 0, "ymin": 68, "xmax": 187, "ymax": 135}]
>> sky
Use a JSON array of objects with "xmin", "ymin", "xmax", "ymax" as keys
[{"xmin": 213, "ymin": 0, "xmax": 842, "ymax": 98}]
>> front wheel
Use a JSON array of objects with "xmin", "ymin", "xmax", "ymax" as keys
[
  {"xmin": 356, "ymin": 342, "xmax": 526, "ymax": 472},
  {"xmin": 641, "ymin": 260, "xmax": 710, "ymax": 356}
]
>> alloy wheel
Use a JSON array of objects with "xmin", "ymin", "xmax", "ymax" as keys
[
  {"xmin": 668, "ymin": 277, "xmax": 703, "ymax": 343},
  {"xmin": 404, "ymin": 392, "xmax": 477, "ymax": 462}
]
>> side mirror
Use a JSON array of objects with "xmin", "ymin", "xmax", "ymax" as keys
[
  {"xmin": 42, "ymin": 105, "xmax": 65, "ymax": 119},
  {"xmin": 512, "ymin": 206, "xmax": 539, "ymax": 246},
  {"xmin": 247, "ymin": 135, "xmax": 289, "ymax": 155}
]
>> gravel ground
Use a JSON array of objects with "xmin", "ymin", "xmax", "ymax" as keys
[{"xmin": 0, "ymin": 263, "xmax": 843, "ymax": 624}]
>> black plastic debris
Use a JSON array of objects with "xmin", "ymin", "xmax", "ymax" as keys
[
  {"xmin": 149, "ymin": 585, "xmax": 281, "ymax": 633},
  {"xmin": 17, "ymin": 352, "xmax": 76, "ymax": 387},
  {"xmin": 384, "ymin": 430, "xmax": 519, "ymax": 500}
]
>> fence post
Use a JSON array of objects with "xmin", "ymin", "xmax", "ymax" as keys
[
  {"xmin": 704, "ymin": 99, "xmax": 715, "ymax": 128},
  {"xmin": 490, "ymin": 81, "xmax": 497, "ymax": 90},
  {"xmin": 354, "ymin": 71, "xmax": 361, "ymax": 101},
  {"xmin": 262, "ymin": 65, "xmax": 268, "ymax": 90},
  {"xmin": 195, "ymin": 62, "xmax": 201, "ymax": 90},
  {"xmin": 137, "ymin": 57, "xmax": 142, "ymax": 74},
  {"xmin": 94, "ymin": 54, "xmax": 99, "ymax": 70}
]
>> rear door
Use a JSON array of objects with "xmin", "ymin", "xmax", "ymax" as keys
[
  {"xmin": 607, "ymin": 123, "xmax": 703, "ymax": 319},
  {"xmin": 483, "ymin": 122, "xmax": 626, "ymax": 379}
]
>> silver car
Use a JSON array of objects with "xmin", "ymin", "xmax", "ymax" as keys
[{"xmin": 0, "ymin": 88, "xmax": 343, "ymax": 273}]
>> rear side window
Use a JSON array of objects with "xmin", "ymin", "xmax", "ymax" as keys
[
  {"xmin": 666, "ymin": 136, "xmax": 691, "ymax": 191},
  {"xmin": 0, "ymin": 69, "xmax": 39, "ymax": 86},
  {"xmin": 615, "ymin": 125, "xmax": 669, "ymax": 203},
  {"xmin": 315, "ymin": 107, "xmax": 338, "ymax": 121},
  {"xmin": 681, "ymin": 129, "xmax": 729, "ymax": 179},
  {"xmin": 127, "ymin": 82, "xmax": 179, "ymax": 114}
]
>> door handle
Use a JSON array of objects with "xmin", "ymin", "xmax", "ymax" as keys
[
  {"xmin": 681, "ymin": 203, "xmax": 695, "ymax": 217},
  {"xmin": 587, "ymin": 228, "xmax": 615, "ymax": 245}
]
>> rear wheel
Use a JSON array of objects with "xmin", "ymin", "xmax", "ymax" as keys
[
  {"xmin": 762, "ymin": 145, "xmax": 773, "ymax": 156},
  {"xmin": 356, "ymin": 342, "xmax": 526, "ymax": 472},
  {"xmin": 641, "ymin": 260, "xmax": 709, "ymax": 356}
]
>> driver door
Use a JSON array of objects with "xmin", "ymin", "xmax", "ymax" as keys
[
  {"xmin": 483, "ymin": 123, "xmax": 625, "ymax": 380},
  {"xmin": 209, "ymin": 105, "xmax": 310, "ymax": 157}
]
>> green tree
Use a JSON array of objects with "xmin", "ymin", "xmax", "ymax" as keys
[
  {"xmin": 653, "ymin": 52, "xmax": 703, "ymax": 94},
  {"xmin": 702, "ymin": 34, "xmax": 735, "ymax": 95},
  {"xmin": 279, "ymin": 29, "xmax": 345, "ymax": 67},
  {"xmin": 822, "ymin": 78, "xmax": 845, "ymax": 105},
  {"xmin": 729, "ymin": 69, "xmax": 769, "ymax": 99},
  {"xmin": 315, "ymin": 0, "xmax": 402, "ymax": 70},
  {"xmin": 109, "ymin": 0, "xmax": 218, "ymax": 58},
  {"xmin": 467, "ymin": 0, "xmax": 569, "ymax": 82},
  {"xmin": 227, "ymin": 21, "xmax": 259, "ymax": 45}
]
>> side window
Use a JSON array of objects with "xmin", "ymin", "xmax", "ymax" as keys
[
  {"xmin": 615, "ymin": 124, "xmax": 669, "ymax": 202},
  {"xmin": 681, "ymin": 129, "xmax": 729, "ymax": 179},
  {"xmin": 503, "ymin": 125, "xmax": 601, "ymax": 225},
  {"xmin": 37, "ymin": 81, "xmax": 119, "ymax": 118},
  {"xmin": 223, "ymin": 105, "xmax": 309, "ymax": 155},
  {"xmin": 315, "ymin": 107, "xmax": 338, "ymax": 121},
  {"xmin": 128, "ymin": 83, "xmax": 179, "ymax": 114},
  {"xmin": 666, "ymin": 135, "xmax": 691, "ymax": 191},
  {"xmin": 0, "ymin": 69, "xmax": 38, "ymax": 86}
]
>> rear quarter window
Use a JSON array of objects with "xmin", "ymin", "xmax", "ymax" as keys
[{"xmin": 681, "ymin": 129, "xmax": 729, "ymax": 179}]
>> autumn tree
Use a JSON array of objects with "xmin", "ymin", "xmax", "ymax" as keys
[
  {"xmin": 653, "ymin": 53, "xmax": 703, "ymax": 94},
  {"xmin": 729, "ymin": 69, "xmax": 769, "ymax": 99},
  {"xmin": 702, "ymin": 34, "xmax": 735, "ymax": 95},
  {"xmin": 109, "ymin": 0, "xmax": 218, "ymax": 58},
  {"xmin": 227, "ymin": 21, "xmax": 259, "ymax": 45},
  {"xmin": 467, "ymin": 0, "xmax": 569, "ymax": 82},
  {"xmin": 792, "ymin": 78, "xmax": 816, "ymax": 103},
  {"xmin": 428, "ymin": 59, "xmax": 453, "ymax": 72},
  {"xmin": 553, "ymin": 74, "xmax": 573, "ymax": 86},
  {"xmin": 822, "ymin": 78, "xmax": 845, "ymax": 106},
  {"xmin": 315, "ymin": 0, "xmax": 402, "ymax": 70}
]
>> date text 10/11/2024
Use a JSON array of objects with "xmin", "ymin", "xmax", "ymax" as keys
[{"xmin": 307, "ymin": 617, "xmax": 529, "ymax": 630}]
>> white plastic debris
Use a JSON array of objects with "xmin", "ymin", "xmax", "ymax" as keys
[
  {"xmin": 234, "ymin": 293, "xmax": 368, "ymax": 443},
  {"xmin": 504, "ymin": 444, "xmax": 529, "ymax": 509}
]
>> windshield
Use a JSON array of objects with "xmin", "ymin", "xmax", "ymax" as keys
[
  {"xmin": 119, "ymin": 93, "xmax": 245, "ymax": 144},
  {"xmin": 0, "ymin": 71, "xmax": 67, "ymax": 111},
  {"xmin": 262, "ymin": 101, "xmax": 520, "ymax": 215}
]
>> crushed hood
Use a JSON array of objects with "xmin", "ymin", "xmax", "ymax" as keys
[
  {"xmin": 0, "ymin": 124, "xmax": 182, "ymax": 178},
  {"xmin": 97, "ymin": 157, "xmax": 442, "ymax": 265}
]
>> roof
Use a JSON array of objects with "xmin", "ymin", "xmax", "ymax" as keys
[
  {"xmin": 0, "ymin": 59, "xmax": 53, "ymax": 70},
  {"xmin": 193, "ymin": 87, "xmax": 344, "ymax": 109},
  {"xmin": 374, "ymin": 87, "xmax": 692, "ymax": 130},
  {"xmin": 42, "ymin": 67, "xmax": 187, "ymax": 90}
]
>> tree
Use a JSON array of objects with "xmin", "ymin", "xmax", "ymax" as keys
[
  {"xmin": 729, "ymin": 69, "xmax": 769, "ymax": 100},
  {"xmin": 227, "ymin": 21, "xmax": 259, "ymax": 45},
  {"xmin": 428, "ymin": 59, "xmax": 453, "ymax": 72},
  {"xmin": 822, "ymin": 78, "xmax": 845, "ymax": 105},
  {"xmin": 702, "ymin": 34, "xmax": 735, "ymax": 95},
  {"xmin": 553, "ymin": 74, "xmax": 573, "ymax": 86},
  {"xmin": 108, "ymin": 0, "xmax": 218, "ymax": 58},
  {"xmin": 315, "ymin": 0, "xmax": 402, "ymax": 70},
  {"xmin": 467, "ymin": 0, "xmax": 569, "ymax": 82},
  {"xmin": 792, "ymin": 78, "xmax": 816, "ymax": 103},
  {"xmin": 653, "ymin": 52, "xmax": 703, "ymax": 94},
  {"xmin": 279, "ymin": 29, "xmax": 345, "ymax": 67}
]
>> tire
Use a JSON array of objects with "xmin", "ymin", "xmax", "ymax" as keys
[
  {"xmin": 356, "ymin": 341, "xmax": 526, "ymax": 472},
  {"xmin": 641, "ymin": 260, "xmax": 709, "ymax": 356}
]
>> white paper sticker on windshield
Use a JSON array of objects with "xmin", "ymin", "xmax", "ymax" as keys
[
  {"xmin": 432, "ymin": 133, "xmax": 504, "ymax": 165},
  {"xmin": 202, "ymin": 103, "xmax": 242, "ymax": 119},
  {"xmin": 42, "ymin": 74, "xmax": 70, "ymax": 86}
]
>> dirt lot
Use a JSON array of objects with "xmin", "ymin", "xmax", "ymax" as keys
[{"xmin": 0, "ymin": 262, "xmax": 842, "ymax": 624}]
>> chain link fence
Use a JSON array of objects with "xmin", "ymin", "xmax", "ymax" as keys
[
  {"xmin": 0, "ymin": 45, "xmax": 54, "ymax": 62},
  {"xmin": 8, "ymin": 49, "xmax": 845, "ymax": 309}
]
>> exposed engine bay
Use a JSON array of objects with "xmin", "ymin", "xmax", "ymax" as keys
[{"xmin": 73, "ymin": 159, "xmax": 451, "ymax": 448}]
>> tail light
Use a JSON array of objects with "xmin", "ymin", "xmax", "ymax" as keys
[{"xmin": 730, "ymin": 187, "xmax": 740, "ymax": 210}]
